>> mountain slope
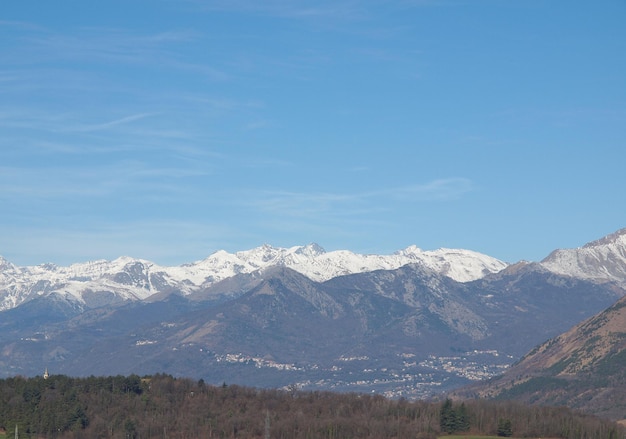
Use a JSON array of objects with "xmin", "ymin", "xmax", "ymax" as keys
[
  {"xmin": 463, "ymin": 261, "xmax": 626, "ymax": 356},
  {"xmin": 456, "ymin": 294, "xmax": 626, "ymax": 420},
  {"xmin": 541, "ymin": 228, "xmax": 626, "ymax": 287}
]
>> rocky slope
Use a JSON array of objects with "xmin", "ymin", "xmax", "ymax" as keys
[
  {"xmin": 541, "ymin": 228, "xmax": 626, "ymax": 287},
  {"xmin": 455, "ymin": 293, "xmax": 626, "ymax": 420}
]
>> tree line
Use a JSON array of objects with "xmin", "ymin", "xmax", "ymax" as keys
[{"xmin": 0, "ymin": 373, "xmax": 623, "ymax": 438}]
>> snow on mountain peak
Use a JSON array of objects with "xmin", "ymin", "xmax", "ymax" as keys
[
  {"xmin": 541, "ymin": 228, "xmax": 626, "ymax": 286},
  {"xmin": 583, "ymin": 228, "xmax": 626, "ymax": 249},
  {"xmin": 295, "ymin": 243, "xmax": 326, "ymax": 257},
  {"xmin": 0, "ymin": 243, "xmax": 508, "ymax": 312},
  {"xmin": 392, "ymin": 246, "xmax": 508, "ymax": 282},
  {"xmin": 0, "ymin": 256, "xmax": 15, "ymax": 271},
  {"xmin": 4, "ymin": 229, "xmax": 626, "ymax": 314},
  {"xmin": 205, "ymin": 244, "xmax": 506, "ymax": 283},
  {"xmin": 394, "ymin": 245, "xmax": 423, "ymax": 256}
]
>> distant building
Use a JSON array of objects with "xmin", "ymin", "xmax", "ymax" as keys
[{"xmin": 43, "ymin": 368, "xmax": 49, "ymax": 380}]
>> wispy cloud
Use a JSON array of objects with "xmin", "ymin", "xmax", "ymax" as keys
[
  {"xmin": 24, "ymin": 28, "xmax": 196, "ymax": 61},
  {"xmin": 0, "ymin": 20, "xmax": 45, "ymax": 32},
  {"xmin": 188, "ymin": 0, "xmax": 366, "ymax": 20},
  {"xmin": 383, "ymin": 178, "xmax": 473, "ymax": 201},
  {"xmin": 247, "ymin": 190, "xmax": 355, "ymax": 217},
  {"xmin": 6, "ymin": 24, "xmax": 229, "ymax": 82},
  {"xmin": 0, "ymin": 219, "xmax": 234, "ymax": 266},
  {"xmin": 65, "ymin": 113, "xmax": 157, "ymax": 133},
  {"xmin": 243, "ymin": 178, "xmax": 473, "ymax": 218},
  {"xmin": 0, "ymin": 160, "xmax": 211, "ymax": 201}
]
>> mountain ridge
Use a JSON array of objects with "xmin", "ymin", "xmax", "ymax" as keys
[
  {"xmin": 5, "ymin": 226, "xmax": 626, "ymax": 314},
  {"xmin": 0, "ymin": 243, "xmax": 507, "ymax": 312}
]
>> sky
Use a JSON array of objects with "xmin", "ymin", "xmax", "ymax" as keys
[{"xmin": 1, "ymin": 0, "xmax": 625, "ymax": 267}]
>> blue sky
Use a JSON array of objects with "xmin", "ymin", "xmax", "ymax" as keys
[{"xmin": 1, "ymin": 0, "xmax": 625, "ymax": 266}]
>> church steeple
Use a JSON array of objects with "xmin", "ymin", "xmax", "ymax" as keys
[{"xmin": 43, "ymin": 367, "xmax": 49, "ymax": 380}]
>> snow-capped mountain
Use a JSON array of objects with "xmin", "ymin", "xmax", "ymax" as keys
[
  {"xmin": 4, "ymin": 226, "xmax": 625, "ymax": 314},
  {"xmin": 541, "ymin": 228, "xmax": 626, "ymax": 286},
  {"xmin": 0, "ymin": 256, "xmax": 170, "ymax": 311},
  {"xmin": 0, "ymin": 244, "xmax": 508, "ymax": 311},
  {"xmin": 195, "ymin": 243, "xmax": 507, "ymax": 284}
]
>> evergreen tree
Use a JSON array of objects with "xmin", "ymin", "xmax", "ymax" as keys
[
  {"xmin": 439, "ymin": 399, "xmax": 470, "ymax": 434},
  {"xmin": 439, "ymin": 399, "xmax": 457, "ymax": 433},
  {"xmin": 497, "ymin": 418, "xmax": 513, "ymax": 437},
  {"xmin": 456, "ymin": 402, "xmax": 470, "ymax": 432}
]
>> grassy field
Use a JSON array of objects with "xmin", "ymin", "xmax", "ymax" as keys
[
  {"xmin": 438, "ymin": 436, "xmax": 559, "ymax": 439},
  {"xmin": 438, "ymin": 436, "xmax": 506, "ymax": 439}
]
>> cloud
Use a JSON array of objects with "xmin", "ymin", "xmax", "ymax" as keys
[
  {"xmin": 243, "ymin": 177, "xmax": 473, "ymax": 218},
  {"xmin": 244, "ymin": 120, "xmax": 270, "ymax": 131},
  {"xmin": 247, "ymin": 190, "xmax": 353, "ymax": 217},
  {"xmin": 6, "ymin": 24, "xmax": 229, "ymax": 82},
  {"xmin": 25, "ymin": 28, "xmax": 192, "ymax": 61},
  {"xmin": 0, "ymin": 159, "xmax": 211, "ymax": 202},
  {"xmin": 0, "ymin": 20, "xmax": 45, "ymax": 32},
  {"xmin": 0, "ymin": 219, "xmax": 234, "ymax": 266},
  {"xmin": 384, "ymin": 178, "xmax": 473, "ymax": 201},
  {"xmin": 65, "ymin": 113, "xmax": 157, "ymax": 133},
  {"xmin": 188, "ymin": 0, "xmax": 365, "ymax": 20}
]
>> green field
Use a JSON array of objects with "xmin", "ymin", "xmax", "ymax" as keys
[
  {"xmin": 438, "ymin": 436, "xmax": 506, "ymax": 439},
  {"xmin": 438, "ymin": 436, "xmax": 558, "ymax": 439},
  {"xmin": 437, "ymin": 436, "xmax": 550, "ymax": 439}
]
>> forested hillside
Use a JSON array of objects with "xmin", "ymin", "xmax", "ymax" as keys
[
  {"xmin": 0, "ymin": 374, "xmax": 623, "ymax": 438},
  {"xmin": 453, "ymin": 293, "xmax": 626, "ymax": 421}
]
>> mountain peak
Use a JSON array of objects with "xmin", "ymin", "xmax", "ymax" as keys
[
  {"xmin": 541, "ymin": 228, "xmax": 626, "ymax": 286},
  {"xmin": 294, "ymin": 243, "xmax": 326, "ymax": 257},
  {"xmin": 582, "ymin": 227, "xmax": 626, "ymax": 249},
  {"xmin": 394, "ymin": 245, "xmax": 423, "ymax": 256},
  {"xmin": 0, "ymin": 256, "xmax": 14, "ymax": 270}
]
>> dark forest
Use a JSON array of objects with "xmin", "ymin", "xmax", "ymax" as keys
[{"xmin": 0, "ymin": 374, "xmax": 623, "ymax": 438}]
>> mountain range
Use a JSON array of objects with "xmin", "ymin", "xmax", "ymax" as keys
[
  {"xmin": 1, "ymin": 228, "xmax": 626, "ymax": 407},
  {"xmin": 0, "ymin": 244, "xmax": 506, "ymax": 312}
]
